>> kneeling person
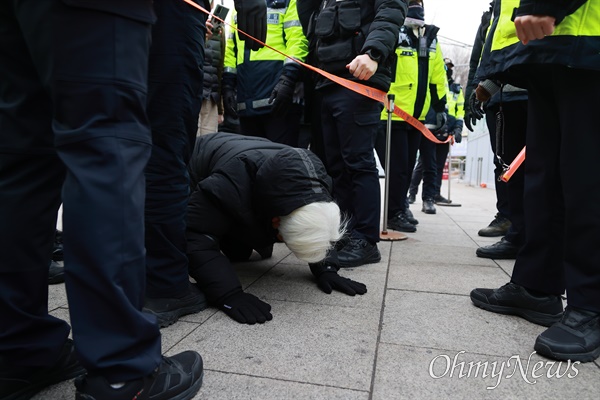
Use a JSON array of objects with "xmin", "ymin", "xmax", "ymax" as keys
[{"xmin": 187, "ymin": 133, "xmax": 366, "ymax": 324}]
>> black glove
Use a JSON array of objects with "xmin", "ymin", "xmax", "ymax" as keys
[
  {"xmin": 315, "ymin": 272, "xmax": 367, "ymax": 296},
  {"xmin": 222, "ymin": 86, "xmax": 238, "ymax": 119},
  {"xmin": 309, "ymin": 260, "xmax": 367, "ymax": 296},
  {"xmin": 269, "ymin": 74, "xmax": 295, "ymax": 114},
  {"xmin": 452, "ymin": 126, "xmax": 463, "ymax": 143},
  {"xmin": 426, "ymin": 112, "xmax": 448, "ymax": 141},
  {"xmin": 464, "ymin": 90, "xmax": 484, "ymax": 131},
  {"xmin": 220, "ymin": 291, "xmax": 272, "ymax": 324},
  {"xmin": 234, "ymin": 0, "xmax": 267, "ymax": 51}
]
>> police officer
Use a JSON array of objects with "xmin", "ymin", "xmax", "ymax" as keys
[
  {"xmin": 222, "ymin": 0, "xmax": 308, "ymax": 147},
  {"xmin": 0, "ymin": 1, "xmax": 203, "ymax": 399},
  {"xmin": 375, "ymin": 0, "xmax": 447, "ymax": 231},
  {"xmin": 470, "ymin": 0, "xmax": 600, "ymax": 363},
  {"xmin": 298, "ymin": 0, "xmax": 407, "ymax": 268}
]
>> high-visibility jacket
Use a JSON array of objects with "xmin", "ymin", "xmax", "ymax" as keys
[
  {"xmin": 382, "ymin": 24, "xmax": 447, "ymax": 122},
  {"xmin": 477, "ymin": 0, "xmax": 600, "ymax": 84},
  {"xmin": 223, "ymin": 0, "xmax": 308, "ymax": 116},
  {"xmin": 447, "ymin": 82, "xmax": 465, "ymax": 120}
]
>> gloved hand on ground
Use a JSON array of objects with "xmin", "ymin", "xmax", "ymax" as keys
[{"xmin": 220, "ymin": 291, "xmax": 272, "ymax": 324}]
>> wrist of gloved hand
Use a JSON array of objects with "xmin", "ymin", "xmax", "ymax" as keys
[
  {"xmin": 314, "ymin": 271, "xmax": 367, "ymax": 296},
  {"xmin": 222, "ymin": 86, "xmax": 238, "ymax": 119},
  {"xmin": 475, "ymin": 84, "xmax": 492, "ymax": 103},
  {"xmin": 269, "ymin": 74, "xmax": 295, "ymax": 114},
  {"xmin": 220, "ymin": 291, "xmax": 272, "ymax": 324}
]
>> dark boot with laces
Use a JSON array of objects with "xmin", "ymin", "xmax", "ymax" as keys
[
  {"xmin": 337, "ymin": 237, "xmax": 381, "ymax": 268},
  {"xmin": 421, "ymin": 198, "xmax": 436, "ymax": 214},
  {"xmin": 387, "ymin": 212, "xmax": 416, "ymax": 233},
  {"xmin": 478, "ymin": 213, "xmax": 511, "ymax": 237}
]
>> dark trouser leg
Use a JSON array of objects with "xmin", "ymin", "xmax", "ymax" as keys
[
  {"xmin": 485, "ymin": 108, "xmax": 510, "ymax": 219},
  {"xmin": 514, "ymin": 66, "xmax": 600, "ymax": 311},
  {"xmin": 434, "ymin": 143, "xmax": 449, "ymax": 196},
  {"xmin": 409, "ymin": 156, "xmax": 423, "ymax": 197},
  {"xmin": 0, "ymin": 0, "xmax": 162, "ymax": 381},
  {"xmin": 497, "ymin": 100, "xmax": 527, "ymax": 245},
  {"xmin": 376, "ymin": 122, "xmax": 421, "ymax": 216},
  {"xmin": 321, "ymin": 86, "xmax": 382, "ymax": 243},
  {"xmin": 419, "ymin": 137, "xmax": 437, "ymax": 200},
  {"xmin": 145, "ymin": 0, "xmax": 206, "ymax": 298}
]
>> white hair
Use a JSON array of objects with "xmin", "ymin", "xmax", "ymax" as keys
[{"xmin": 278, "ymin": 201, "xmax": 346, "ymax": 263}]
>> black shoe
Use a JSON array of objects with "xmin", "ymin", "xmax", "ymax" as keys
[
  {"xmin": 387, "ymin": 212, "xmax": 416, "ymax": 233},
  {"xmin": 49, "ymin": 260, "xmax": 65, "ymax": 285},
  {"xmin": 337, "ymin": 238, "xmax": 381, "ymax": 268},
  {"xmin": 470, "ymin": 283, "xmax": 563, "ymax": 326},
  {"xmin": 534, "ymin": 306, "xmax": 600, "ymax": 363},
  {"xmin": 404, "ymin": 209, "xmax": 419, "ymax": 225},
  {"xmin": 52, "ymin": 229, "xmax": 64, "ymax": 261},
  {"xmin": 476, "ymin": 237, "xmax": 520, "ymax": 259},
  {"xmin": 1, "ymin": 339, "xmax": 85, "ymax": 400},
  {"xmin": 433, "ymin": 194, "xmax": 452, "ymax": 205},
  {"xmin": 407, "ymin": 193, "xmax": 416, "ymax": 204},
  {"xmin": 421, "ymin": 198, "xmax": 436, "ymax": 214},
  {"xmin": 143, "ymin": 285, "xmax": 207, "ymax": 328},
  {"xmin": 478, "ymin": 213, "xmax": 511, "ymax": 237},
  {"xmin": 75, "ymin": 351, "xmax": 203, "ymax": 400}
]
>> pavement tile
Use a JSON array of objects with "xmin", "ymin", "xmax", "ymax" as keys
[
  {"xmin": 372, "ymin": 343, "xmax": 600, "ymax": 400},
  {"xmin": 192, "ymin": 370, "xmax": 368, "ymax": 400},
  {"xmin": 48, "ymin": 283, "xmax": 68, "ymax": 311},
  {"xmin": 380, "ymin": 290, "xmax": 548, "ymax": 358},
  {"xmin": 167, "ymin": 300, "xmax": 381, "ymax": 391},
  {"xmin": 387, "ymin": 262, "xmax": 511, "ymax": 295},
  {"xmin": 390, "ymin": 242, "xmax": 498, "ymax": 267}
]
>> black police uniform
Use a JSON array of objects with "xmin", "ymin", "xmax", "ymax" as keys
[
  {"xmin": 0, "ymin": 0, "xmax": 161, "ymax": 382},
  {"xmin": 144, "ymin": 0, "xmax": 209, "ymax": 298}
]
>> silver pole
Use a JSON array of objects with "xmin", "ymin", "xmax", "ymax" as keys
[
  {"xmin": 382, "ymin": 94, "xmax": 395, "ymax": 232},
  {"xmin": 447, "ymin": 141, "xmax": 452, "ymax": 201}
]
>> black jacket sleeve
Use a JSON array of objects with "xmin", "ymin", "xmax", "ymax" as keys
[
  {"xmin": 361, "ymin": 0, "xmax": 407, "ymax": 63},
  {"xmin": 515, "ymin": 0, "xmax": 588, "ymax": 25},
  {"xmin": 465, "ymin": 4, "xmax": 493, "ymax": 101},
  {"xmin": 186, "ymin": 188, "xmax": 242, "ymax": 304}
]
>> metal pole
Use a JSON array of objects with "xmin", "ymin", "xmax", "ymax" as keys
[
  {"xmin": 447, "ymin": 141, "xmax": 452, "ymax": 200},
  {"xmin": 382, "ymin": 94, "xmax": 395, "ymax": 233},
  {"xmin": 380, "ymin": 94, "xmax": 407, "ymax": 241}
]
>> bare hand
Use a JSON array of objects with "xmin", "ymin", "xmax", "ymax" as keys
[
  {"xmin": 346, "ymin": 54, "xmax": 378, "ymax": 81},
  {"xmin": 206, "ymin": 19, "xmax": 214, "ymax": 41},
  {"xmin": 514, "ymin": 15, "xmax": 555, "ymax": 45}
]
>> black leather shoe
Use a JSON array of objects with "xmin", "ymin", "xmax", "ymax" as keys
[
  {"xmin": 476, "ymin": 237, "xmax": 520, "ymax": 259},
  {"xmin": 421, "ymin": 198, "xmax": 436, "ymax": 214},
  {"xmin": 144, "ymin": 285, "xmax": 207, "ymax": 328},
  {"xmin": 337, "ymin": 238, "xmax": 381, "ymax": 268},
  {"xmin": 478, "ymin": 213, "xmax": 511, "ymax": 237},
  {"xmin": 1, "ymin": 339, "xmax": 85, "ymax": 400},
  {"xmin": 534, "ymin": 306, "xmax": 600, "ymax": 363},
  {"xmin": 434, "ymin": 194, "xmax": 452, "ymax": 205},
  {"xmin": 75, "ymin": 351, "xmax": 203, "ymax": 400},
  {"xmin": 49, "ymin": 260, "xmax": 65, "ymax": 285},
  {"xmin": 407, "ymin": 193, "xmax": 416, "ymax": 204},
  {"xmin": 404, "ymin": 209, "xmax": 419, "ymax": 225},
  {"xmin": 470, "ymin": 282, "xmax": 563, "ymax": 326},
  {"xmin": 387, "ymin": 212, "xmax": 416, "ymax": 233}
]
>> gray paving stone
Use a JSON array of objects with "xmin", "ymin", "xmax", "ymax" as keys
[
  {"xmin": 48, "ymin": 283, "xmax": 68, "ymax": 311},
  {"xmin": 390, "ymin": 242, "xmax": 498, "ymax": 267},
  {"xmin": 380, "ymin": 290, "xmax": 547, "ymax": 358},
  {"xmin": 372, "ymin": 343, "xmax": 600, "ymax": 400},
  {"xmin": 387, "ymin": 262, "xmax": 511, "ymax": 295},
  {"xmin": 193, "ymin": 370, "xmax": 368, "ymax": 400},
  {"xmin": 167, "ymin": 300, "xmax": 380, "ymax": 391}
]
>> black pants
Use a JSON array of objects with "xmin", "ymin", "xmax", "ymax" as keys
[
  {"xmin": 320, "ymin": 85, "xmax": 382, "ymax": 243},
  {"xmin": 145, "ymin": 0, "xmax": 207, "ymax": 298},
  {"xmin": 0, "ymin": 0, "xmax": 161, "ymax": 381},
  {"xmin": 409, "ymin": 142, "xmax": 448, "ymax": 199},
  {"xmin": 376, "ymin": 121, "xmax": 422, "ymax": 217},
  {"xmin": 485, "ymin": 100, "xmax": 527, "ymax": 245},
  {"xmin": 239, "ymin": 104, "xmax": 303, "ymax": 147},
  {"xmin": 511, "ymin": 65, "xmax": 600, "ymax": 312}
]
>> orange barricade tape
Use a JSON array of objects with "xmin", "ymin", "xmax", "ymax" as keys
[
  {"xmin": 182, "ymin": 0, "xmax": 448, "ymax": 144},
  {"xmin": 500, "ymin": 146, "xmax": 525, "ymax": 182}
]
